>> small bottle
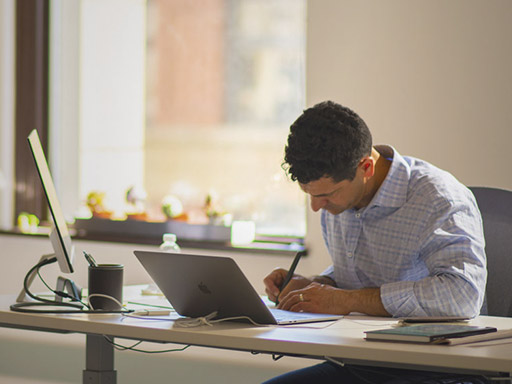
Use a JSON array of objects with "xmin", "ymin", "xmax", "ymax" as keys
[
  {"xmin": 159, "ymin": 233, "xmax": 181, "ymax": 253},
  {"xmin": 142, "ymin": 233, "xmax": 181, "ymax": 295}
]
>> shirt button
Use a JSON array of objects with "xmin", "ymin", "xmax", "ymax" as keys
[
  {"xmin": 347, "ymin": 252, "xmax": 353, "ymax": 258},
  {"xmin": 355, "ymin": 213, "xmax": 361, "ymax": 218}
]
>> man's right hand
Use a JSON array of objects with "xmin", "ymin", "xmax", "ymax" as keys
[{"xmin": 263, "ymin": 268, "xmax": 313, "ymax": 303}]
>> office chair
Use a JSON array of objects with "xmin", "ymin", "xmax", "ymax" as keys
[{"xmin": 469, "ymin": 187, "xmax": 512, "ymax": 317}]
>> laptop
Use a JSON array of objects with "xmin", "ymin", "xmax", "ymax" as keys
[{"xmin": 134, "ymin": 250, "xmax": 343, "ymax": 325}]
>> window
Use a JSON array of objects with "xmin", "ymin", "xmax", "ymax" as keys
[
  {"xmin": 143, "ymin": 0, "xmax": 307, "ymax": 237},
  {"xmin": 9, "ymin": 0, "xmax": 307, "ymax": 248}
]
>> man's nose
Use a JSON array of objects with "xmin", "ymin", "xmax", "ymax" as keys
[{"xmin": 310, "ymin": 196, "xmax": 326, "ymax": 212}]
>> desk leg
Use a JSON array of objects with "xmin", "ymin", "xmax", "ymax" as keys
[{"xmin": 83, "ymin": 334, "xmax": 117, "ymax": 384}]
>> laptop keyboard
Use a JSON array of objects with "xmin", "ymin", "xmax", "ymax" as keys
[{"xmin": 270, "ymin": 308, "xmax": 322, "ymax": 321}]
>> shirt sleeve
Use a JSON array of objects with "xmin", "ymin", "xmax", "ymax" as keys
[
  {"xmin": 319, "ymin": 210, "xmax": 336, "ymax": 282},
  {"xmin": 320, "ymin": 265, "xmax": 335, "ymax": 282},
  {"xmin": 380, "ymin": 198, "xmax": 487, "ymax": 318}
]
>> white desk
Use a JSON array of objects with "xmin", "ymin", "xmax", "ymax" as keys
[{"xmin": 1, "ymin": 293, "xmax": 512, "ymax": 384}]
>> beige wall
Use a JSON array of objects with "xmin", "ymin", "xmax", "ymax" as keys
[
  {"xmin": 0, "ymin": 233, "xmax": 302, "ymax": 296},
  {"xmin": 305, "ymin": 0, "xmax": 512, "ymax": 264}
]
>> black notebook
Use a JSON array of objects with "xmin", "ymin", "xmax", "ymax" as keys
[{"xmin": 365, "ymin": 324, "xmax": 497, "ymax": 344}]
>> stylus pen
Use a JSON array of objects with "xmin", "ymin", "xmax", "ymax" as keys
[
  {"xmin": 83, "ymin": 251, "xmax": 98, "ymax": 268},
  {"xmin": 276, "ymin": 250, "xmax": 306, "ymax": 305}
]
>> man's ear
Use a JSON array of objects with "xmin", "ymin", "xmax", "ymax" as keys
[{"xmin": 360, "ymin": 157, "xmax": 375, "ymax": 177}]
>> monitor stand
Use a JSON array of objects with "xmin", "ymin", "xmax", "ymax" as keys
[
  {"xmin": 55, "ymin": 276, "xmax": 82, "ymax": 302},
  {"xmin": 16, "ymin": 253, "xmax": 82, "ymax": 303}
]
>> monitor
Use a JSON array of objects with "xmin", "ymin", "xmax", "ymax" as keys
[{"xmin": 27, "ymin": 129, "xmax": 75, "ymax": 273}]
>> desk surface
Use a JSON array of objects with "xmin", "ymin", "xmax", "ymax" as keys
[{"xmin": 1, "ymin": 292, "xmax": 512, "ymax": 376}]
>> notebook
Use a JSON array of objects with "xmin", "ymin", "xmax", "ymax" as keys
[
  {"xmin": 365, "ymin": 324, "xmax": 497, "ymax": 343},
  {"xmin": 133, "ymin": 250, "xmax": 343, "ymax": 325}
]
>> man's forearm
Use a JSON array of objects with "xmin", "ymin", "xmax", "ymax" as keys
[
  {"xmin": 307, "ymin": 277, "xmax": 391, "ymax": 316},
  {"xmin": 345, "ymin": 287, "xmax": 390, "ymax": 317}
]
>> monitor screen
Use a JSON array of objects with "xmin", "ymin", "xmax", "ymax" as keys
[{"xmin": 27, "ymin": 129, "xmax": 75, "ymax": 273}]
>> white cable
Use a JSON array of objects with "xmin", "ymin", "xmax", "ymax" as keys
[
  {"xmin": 174, "ymin": 311, "xmax": 219, "ymax": 327},
  {"xmin": 174, "ymin": 311, "xmax": 272, "ymax": 328},
  {"xmin": 87, "ymin": 293, "xmax": 123, "ymax": 310},
  {"xmin": 324, "ymin": 356, "xmax": 345, "ymax": 367},
  {"xmin": 209, "ymin": 316, "xmax": 269, "ymax": 327},
  {"xmin": 129, "ymin": 310, "xmax": 337, "ymax": 329},
  {"xmin": 279, "ymin": 321, "xmax": 340, "ymax": 329},
  {"xmin": 130, "ymin": 309, "xmax": 171, "ymax": 316}
]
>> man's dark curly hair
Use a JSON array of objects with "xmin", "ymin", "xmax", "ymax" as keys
[{"xmin": 283, "ymin": 101, "xmax": 372, "ymax": 184}]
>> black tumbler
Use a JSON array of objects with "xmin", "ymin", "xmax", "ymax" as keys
[{"xmin": 88, "ymin": 264, "xmax": 124, "ymax": 311}]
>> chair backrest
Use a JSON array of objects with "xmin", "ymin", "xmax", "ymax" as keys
[{"xmin": 469, "ymin": 187, "xmax": 512, "ymax": 317}]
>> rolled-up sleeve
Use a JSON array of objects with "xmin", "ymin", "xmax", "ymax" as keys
[{"xmin": 381, "ymin": 199, "xmax": 486, "ymax": 318}]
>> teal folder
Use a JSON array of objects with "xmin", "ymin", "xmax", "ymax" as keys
[{"xmin": 365, "ymin": 324, "xmax": 497, "ymax": 343}]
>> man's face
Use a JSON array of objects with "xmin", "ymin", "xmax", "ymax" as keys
[{"xmin": 299, "ymin": 160, "xmax": 371, "ymax": 215}]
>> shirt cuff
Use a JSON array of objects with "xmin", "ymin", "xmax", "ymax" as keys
[
  {"xmin": 320, "ymin": 265, "xmax": 335, "ymax": 281},
  {"xmin": 380, "ymin": 281, "xmax": 429, "ymax": 317}
]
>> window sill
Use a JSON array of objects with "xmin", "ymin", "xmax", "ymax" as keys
[{"xmin": 0, "ymin": 228, "xmax": 305, "ymax": 256}]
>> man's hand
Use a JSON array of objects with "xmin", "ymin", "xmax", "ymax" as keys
[
  {"xmin": 277, "ymin": 284, "xmax": 391, "ymax": 316},
  {"xmin": 263, "ymin": 268, "xmax": 312, "ymax": 303},
  {"xmin": 277, "ymin": 282, "xmax": 342, "ymax": 313}
]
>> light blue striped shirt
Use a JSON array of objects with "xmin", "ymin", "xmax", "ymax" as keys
[{"xmin": 321, "ymin": 146, "xmax": 486, "ymax": 318}]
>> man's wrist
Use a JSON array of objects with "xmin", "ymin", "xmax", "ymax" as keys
[{"xmin": 311, "ymin": 275, "xmax": 336, "ymax": 287}]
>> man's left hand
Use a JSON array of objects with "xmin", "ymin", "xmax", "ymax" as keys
[
  {"xmin": 276, "ymin": 283, "xmax": 391, "ymax": 317},
  {"xmin": 276, "ymin": 282, "xmax": 345, "ymax": 314}
]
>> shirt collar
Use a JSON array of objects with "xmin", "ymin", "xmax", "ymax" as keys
[{"xmin": 365, "ymin": 145, "xmax": 410, "ymax": 209}]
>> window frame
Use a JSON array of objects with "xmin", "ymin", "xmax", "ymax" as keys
[{"xmin": 14, "ymin": 0, "xmax": 50, "ymax": 225}]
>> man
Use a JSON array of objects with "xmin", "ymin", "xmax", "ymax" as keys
[{"xmin": 263, "ymin": 101, "xmax": 488, "ymax": 383}]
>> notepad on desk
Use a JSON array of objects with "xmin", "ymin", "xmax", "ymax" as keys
[{"xmin": 364, "ymin": 324, "xmax": 497, "ymax": 344}]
